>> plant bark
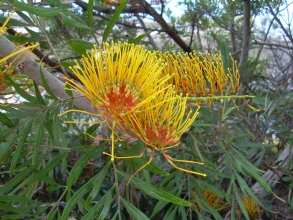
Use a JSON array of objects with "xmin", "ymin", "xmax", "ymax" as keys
[
  {"xmin": 239, "ymin": 0, "xmax": 251, "ymax": 68},
  {"xmin": 0, "ymin": 36, "xmax": 94, "ymax": 112}
]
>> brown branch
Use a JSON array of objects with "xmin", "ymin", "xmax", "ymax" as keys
[
  {"xmin": 268, "ymin": 4, "xmax": 293, "ymax": 44},
  {"xmin": 253, "ymin": 40, "xmax": 293, "ymax": 50},
  {"xmin": 73, "ymin": 0, "xmax": 190, "ymax": 52},
  {"xmin": 0, "ymin": 36, "xmax": 94, "ymax": 112},
  {"xmin": 188, "ymin": 16, "xmax": 196, "ymax": 48},
  {"xmin": 5, "ymin": 27, "xmax": 79, "ymax": 81},
  {"xmin": 254, "ymin": 17, "xmax": 276, "ymax": 63},
  {"xmin": 136, "ymin": 15, "xmax": 158, "ymax": 49},
  {"xmin": 239, "ymin": 0, "xmax": 251, "ymax": 67},
  {"xmin": 136, "ymin": 0, "xmax": 191, "ymax": 52},
  {"xmin": 74, "ymin": 0, "xmax": 146, "ymax": 14}
]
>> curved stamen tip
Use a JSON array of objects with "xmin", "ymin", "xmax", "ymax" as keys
[{"xmin": 163, "ymin": 153, "xmax": 207, "ymax": 177}]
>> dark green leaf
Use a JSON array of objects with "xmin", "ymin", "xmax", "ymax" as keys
[
  {"xmin": 32, "ymin": 121, "xmax": 45, "ymax": 167},
  {"xmin": 129, "ymin": 175, "xmax": 191, "ymax": 207},
  {"xmin": 235, "ymin": 190, "xmax": 250, "ymax": 220},
  {"xmin": 86, "ymin": 0, "xmax": 94, "ymax": 29},
  {"xmin": 12, "ymin": 1, "xmax": 62, "ymax": 17},
  {"xmin": 62, "ymin": 14, "xmax": 90, "ymax": 30},
  {"xmin": 0, "ymin": 168, "xmax": 32, "ymax": 195},
  {"xmin": 10, "ymin": 120, "xmax": 33, "ymax": 172},
  {"xmin": 102, "ymin": 0, "xmax": 128, "ymax": 42},
  {"xmin": 66, "ymin": 147, "xmax": 104, "ymax": 192},
  {"xmin": 5, "ymin": 77, "xmax": 38, "ymax": 103},
  {"xmin": 33, "ymin": 82, "xmax": 46, "ymax": 105},
  {"xmin": 61, "ymin": 165, "xmax": 109, "ymax": 220},
  {"xmin": 87, "ymin": 162, "xmax": 110, "ymax": 200},
  {"xmin": 0, "ymin": 112, "xmax": 14, "ymax": 127},
  {"xmin": 68, "ymin": 39, "xmax": 93, "ymax": 55},
  {"xmin": 128, "ymin": 34, "xmax": 146, "ymax": 44},
  {"xmin": 39, "ymin": 67, "xmax": 58, "ymax": 100},
  {"xmin": 98, "ymin": 189, "xmax": 113, "ymax": 220},
  {"xmin": 121, "ymin": 198, "xmax": 150, "ymax": 220}
]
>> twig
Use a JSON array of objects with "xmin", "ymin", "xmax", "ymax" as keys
[
  {"xmin": 136, "ymin": 0, "xmax": 191, "ymax": 52},
  {"xmin": 136, "ymin": 15, "xmax": 158, "ymax": 49},
  {"xmin": 253, "ymin": 40, "xmax": 293, "ymax": 50},
  {"xmin": 5, "ymin": 27, "xmax": 79, "ymax": 81}
]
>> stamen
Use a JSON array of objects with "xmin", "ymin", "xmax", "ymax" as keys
[
  {"xmin": 163, "ymin": 153, "xmax": 207, "ymax": 177},
  {"xmin": 127, "ymin": 154, "xmax": 153, "ymax": 185}
]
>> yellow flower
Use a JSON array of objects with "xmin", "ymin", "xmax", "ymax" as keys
[
  {"xmin": 121, "ymin": 89, "xmax": 206, "ymax": 177},
  {"xmin": 203, "ymin": 191, "xmax": 226, "ymax": 210},
  {"xmin": 161, "ymin": 52, "xmax": 240, "ymax": 97},
  {"xmin": 123, "ymin": 89, "xmax": 196, "ymax": 150},
  {"xmin": 242, "ymin": 196, "xmax": 262, "ymax": 220},
  {"xmin": 67, "ymin": 42, "xmax": 171, "ymax": 124}
]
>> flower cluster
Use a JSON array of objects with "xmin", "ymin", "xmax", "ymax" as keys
[
  {"xmin": 241, "ymin": 196, "xmax": 262, "ymax": 219},
  {"xmin": 161, "ymin": 52, "xmax": 240, "ymax": 97},
  {"xmin": 67, "ymin": 42, "xmax": 240, "ymax": 178}
]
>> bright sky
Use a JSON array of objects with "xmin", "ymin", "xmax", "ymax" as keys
[{"xmin": 164, "ymin": 0, "xmax": 293, "ymax": 38}]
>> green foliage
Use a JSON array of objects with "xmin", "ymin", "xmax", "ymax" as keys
[
  {"xmin": 0, "ymin": 0, "xmax": 292, "ymax": 219},
  {"xmin": 103, "ymin": 0, "xmax": 128, "ymax": 42}
]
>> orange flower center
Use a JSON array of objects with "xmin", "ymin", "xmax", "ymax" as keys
[
  {"xmin": 103, "ymin": 84, "xmax": 138, "ymax": 115},
  {"xmin": 145, "ymin": 126, "xmax": 176, "ymax": 148}
]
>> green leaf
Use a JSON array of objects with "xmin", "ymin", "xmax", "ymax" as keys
[
  {"xmin": 0, "ymin": 195, "xmax": 30, "ymax": 203},
  {"xmin": 150, "ymin": 200, "xmax": 168, "ymax": 218},
  {"xmin": 178, "ymin": 207, "xmax": 187, "ymax": 220},
  {"xmin": 103, "ymin": 0, "xmax": 128, "ymax": 42},
  {"xmin": 33, "ymin": 82, "xmax": 46, "ymax": 105},
  {"xmin": 5, "ymin": 77, "xmax": 38, "ymax": 103},
  {"xmin": 98, "ymin": 189, "xmax": 113, "ymax": 220},
  {"xmin": 0, "ymin": 112, "xmax": 14, "ymax": 127},
  {"xmin": 14, "ymin": 154, "xmax": 64, "ymax": 191},
  {"xmin": 235, "ymin": 173, "xmax": 262, "ymax": 206},
  {"xmin": 121, "ymin": 198, "xmax": 150, "ymax": 220},
  {"xmin": 212, "ymin": 33, "xmax": 230, "ymax": 71},
  {"xmin": 61, "ymin": 164, "xmax": 110, "ymax": 220},
  {"xmin": 32, "ymin": 121, "xmax": 45, "ymax": 167},
  {"xmin": 0, "ymin": 168, "xmax": 32, "ymax": 195},
  {"xmin": 62, "ymin": 14, "xmax": 90, "ymax": 30},
  {"xmin": 86, "ymin": 0, "xmax": 94, "ymax": 29},
  {"xmin": 129, "ymin": 175, "xmax": 191, "ymax": 207},
  {"xmin": 81, "ymin": 187, "xmax": 113, "ymax": 220},
  {"xmin": 163, "ymin": 207, "xmax": 177, "ymax": 220},
  {"xmin": 235, "ymin": 190, "xmax": 250, "ymax": 220},
  {"xmin": 128, "ymin": 34, "xmax": 146, "ymax": 44},
  {"xmin": 68, "ymin": 39, "xmax": 93, "ymax": 55},
  {"xmin": 39, "ymin": 66, "xmax": 58, "ymax": 100},
  {"xmin": 61, "ymin": 183, "xmax": 92, "ymax": 220},
  {"xmin": 66, "ymin": 147, "xmax": 104, "ymax": 192},
  {"xmin": 10, "ymin": 120, "xmax": 33, "ymax": 172},
  {"xmin": 15, "ymin": 11, "xmax": 34, "ymax": 25},
  {"xmin": 131, "ymin": 157, "xmax": 169, "ymax": 177},
  {"xmin": 87, "ymin": 162, "xmax": 110, "ymax": 200},
  {"xmin": 11, "ymin": 1, "xmax": 62, "ymax": 17},
  {"xmin": 236, "ymin": 152, "xmax": 272, "ymax": 193},
  {"xmin": 0, "ymin": 143, "xmax": 10, "ymax": 162}
]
